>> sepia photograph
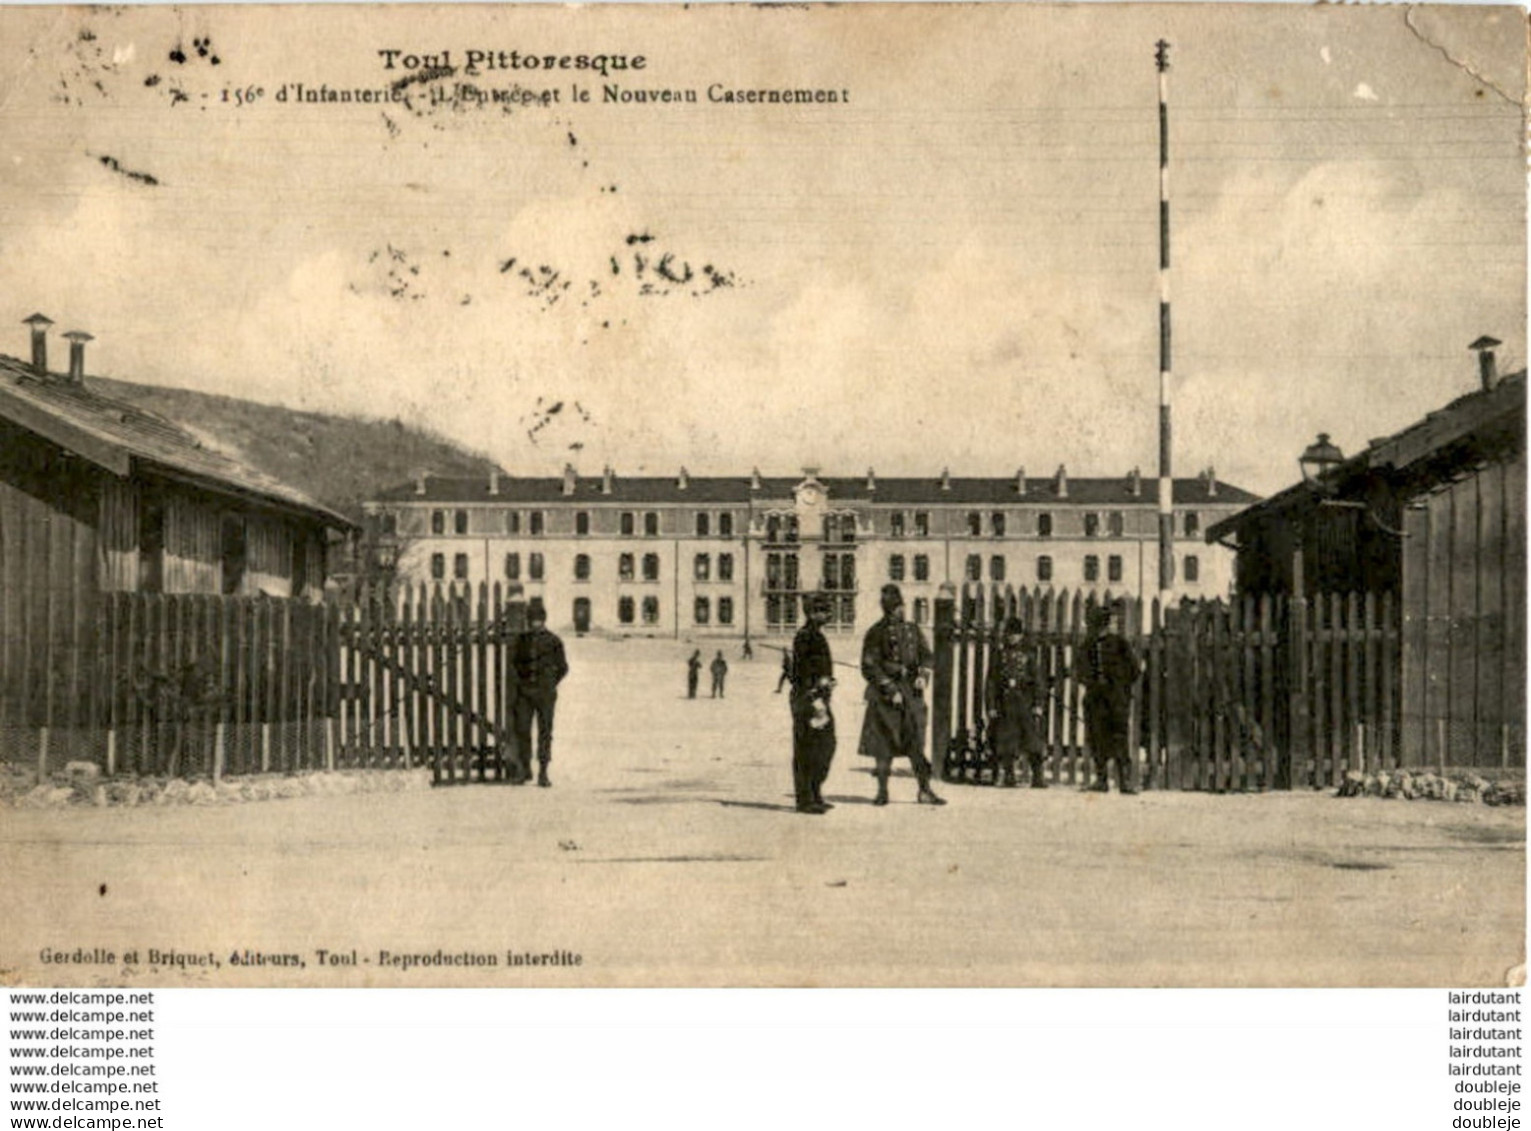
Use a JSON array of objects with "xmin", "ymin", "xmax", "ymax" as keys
[{"xmin": 0, "ymin": 2, "xmax": 1523, "ymax": 990}]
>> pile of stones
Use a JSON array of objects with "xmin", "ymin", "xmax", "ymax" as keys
[
  {"xmin": 1335, "ymin": 768, "xmax": 1524, "ymax": 806},
  {"xmin": 3, "ymin": 760, "xmax": 433, "ymax": 809}
]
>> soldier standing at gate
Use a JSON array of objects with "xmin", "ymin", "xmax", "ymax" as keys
[
  {"xmin": 859, "ymin": 583, "xmax": 945, "ymax": 807},
  {"xmin": 1075, "ymin": 602, "xmax": 1141, "ymax": 794},
  {"xmin": 790, "ymin": 591, "xmax": 837, "ymax": 814},
  {"xmin": 511, "ymin": 603, "xmax": 569, "ymax": 787},
  {"xmin": 987, "ymin": 618, "xmax": 1048, "ymax": 788}
]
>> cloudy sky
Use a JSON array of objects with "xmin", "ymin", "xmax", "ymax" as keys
[{"xmin": 0, "ymin": 3, "xmax": 1523, "ymax": 495}]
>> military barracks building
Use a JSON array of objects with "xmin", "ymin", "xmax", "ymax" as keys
[{"xmin": 364, "ymin": 466, "xmax": 1257, "ymax": 638}]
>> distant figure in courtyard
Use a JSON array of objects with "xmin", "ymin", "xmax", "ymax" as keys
[
  {"xmin": 710, "ymin": 651, "xmax": 729, "ymax": 698},
  {"xmin": 687, "ymin": 649, "xmax": 702, "ymax": 699},
  {"xmin": 742, "ymin": 637, "xmax": 754, "ymax": 661},
  {"xmin": 987, "ymin": 618, "xmax": 1048, "ymax": 788},
  {"xmin": 790, "ymin": 592, "xmax": 837, "ymax": 815},
  {"xmin": 859, "ymin": 584, "xmax": 945, "ymax": 807},
  {"xmin": 510, "ymin": 604, "xmax": 569, "ymax": 788},
  {"xmin": 1075, "ymin": 603, "xmax": 1141, "ymax": 794}
]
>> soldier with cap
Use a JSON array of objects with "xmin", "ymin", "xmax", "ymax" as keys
[
  {"xmin": 789, "ymin": 591, "xmax": 837, "ymax": 814},
  {"xmin": 987, "ymin": 618, "xmax": 1048, "ymax": 788},
  {"xmin": 859, "ymin": 583, "xmax": 945, "ymax": 807},
  {"xmin": 1075, "ymin": 602, "xmax": 1141, "ymax": 794},
  {"xmin": 510, "ymin": 603, "xmax": 569, "ymax": 787}
]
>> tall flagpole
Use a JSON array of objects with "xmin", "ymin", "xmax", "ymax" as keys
[{"xmin": 1155, "ymin": 39, "xmax": 1174, "ymax": 594}]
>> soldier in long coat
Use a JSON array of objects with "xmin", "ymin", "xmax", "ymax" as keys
[
  {"xmin": 987, "ymin": 618, "xmax": 1048, "ymax": 788},
  {"xmin": 789, "ymin": 592, "xmax": 837, "ymax": 815},
  {"xmin": 1075, "ymin": 603, "xmax": 1141, "ymax": 794},
  {"xmin": 511, "ymin": 604, "xmax": 569, "ymax": 787},
  {"xmin": 859, "ymin": 584, "xmax": 945, "ymax": 807}
]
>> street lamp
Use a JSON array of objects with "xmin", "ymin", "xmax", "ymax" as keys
[{"xmin": 1298, "ymin": 433, "xmax": 1345, "ymax": 491}]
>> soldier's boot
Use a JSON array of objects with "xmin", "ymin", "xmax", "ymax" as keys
[
  {"xmin": 916, "ymin": 773, "xmax": 947, "ymax": 806},
  {"xmin": 1089, "ymin": 760, "xmax": 1110, "ymax": 792},
  {"xmin": 873, "ymin": 768, "xmax": 890, "ymax": 807},
  {"xmin": 1118, "ymin": 759, "xmax": 1138, "ymax": 795},
  {"xmin": 537, "ymin": 759, "xmax": 551, "ymax": 788},
  {"xmin": 1001, "ymin": 762, "xmax": 1018, "ymax": 788},
  {"xmin": 1029, "ymin": 758, "xmax": 1049, "ymax": 789}
]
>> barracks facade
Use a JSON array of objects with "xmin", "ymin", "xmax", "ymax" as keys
[{"xmin": 364, "ymin": 465, "xmax": 1257, "ymax": 638}]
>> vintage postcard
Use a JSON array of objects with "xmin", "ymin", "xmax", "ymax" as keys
[{"xmin": 0, "ymin": 3, "xmax": 1523, "ymax": 988}]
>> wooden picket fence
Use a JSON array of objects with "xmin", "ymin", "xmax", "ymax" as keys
[
  {"xmin": 1, "ymin": 583, "xmax": 525, "ymax": 786},
  {"xmin": 931, "ymin": 584, "xmax": 1403, "ymax": 791}
]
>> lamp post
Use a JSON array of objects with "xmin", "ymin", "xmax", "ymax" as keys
[{"xmin": 1298, "ymin": 432, "xmax": 1345, "ymax": 490}]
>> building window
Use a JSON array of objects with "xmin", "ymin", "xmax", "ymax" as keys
[
  {"xmin": 766, "ymin": 553, "xmax": 782, "ymax": 589},
  {"xmin": 766, "ymin": 515, "xmax": 781, "ymax": 543},
  {"xmin": 1084, "ymin": 512, "xmax": 1100, "ymax": 538},
  {"xmin": 785, "ymin": 515, "xmax": 800, "ymax": 543},
  {"xmin": 618, "ymin": 596, "xmax": 635, "ymax": 624},
  {"xmin": 784, "ymin": 554, "xmax": 799, "ymax": 590},
  {"xmin": 822, "ymin": 514, "xmax": 839, "ymax": 543},
  {"xmin": 529, "ymin": 511, "xmax": 544, "ymax": 536},
  {"xmin": 220, "ymin": 516, "xmax": 247, "ymax": 595},
  {"xmin": 889, "ymin": 554, "xmax": 905, "ymax": 582},
  {"xmin": 694, "ymin": 554, "xmax": 710, "ymax": 582},
  {"xmin": 453, "ymin": 510, "xmax": 469, "ymax": 535},
  {"xmin": 528, "ymin": 553, "xmax": 544, "ymax": 581},
  {"xmin": 914, "ymin": 511, "xmax": 930, "ymax": 538},
  {"xmin": 642, "ymin": 596, "xmax": 660, "ymax": 625},
  {"xmin": 966, "ymin": 512, "xmax": 982, "ymax": 537},
  {"xmin": 1184, "ymin": 555, "xmax": 1200, "ymax": 583},
  {"xmin": 990, "ymin": 555, "xmax": 1006, "ymax": 582},
  {"xmin": 913, "ymin": 597, "xmax": 930, "ymax": 625},
  {"xmin": 1037, "ymin": 555, "xmax": 1053, "ymax": 582},
  {"xmin": 430, "ymin": 553, "xmax": 445, "ymax": 581},
  {"xmin": 837, "ymin": 596, "xmax": 856, "ymax": 626},
  {"xmin": 575, "ymin": 511, "xmax": 590, "ymax": 536},
  {"xmin": 766, "ymin": 594, "xmax": 782, "ymax": 626},
  {"xmin": 694, "ymin": 597, "xmax": 710, "ymax": 625},
  {"xmin": 505, "ymin": 553, "xmax": 521, "ymax": 580},
  {"xmin": 1037, "ymin": 513, "xmax": 1053, "ymax": 538},
  {"xmin": 507, "ymin": 511, "xmax": 521, "ymax": 535},
  {"xmin": 965, "ymin": 554, "xmax": 982, "ymax": 582},
  {"xmin": 823, "ymin": 552, "xmax": 855, "ymax": 592},
  {"xmin": 574, "ymin": 553, "xmax": 591, "ymax": 581},
  {"xmin": 718, "ymin": 553, "xmax": 734, "ymax": 582},
  {"xmin": 1185, "ymin": 511, "xmax": 1200, "ymax": 537},
  {"xmin": 890, "ymin": 511, "xmax": 905, "ymax": 538},
  {"xmin": 992, "ymin": 512, "xmax": 1007, "ymax": 537},
  {"xmin": 718, "ymin": 596, "xmax": 734, "ymax": 625},
  {"xmin": 431, "ymin": 510, "xmax": 445, "ymax": 535},
  {"xmin": 719, "ymin": 513, "xmax": 733, "ymax": 538},
  {"xmin": 841, "ymin": 516, "xmax": 856, "ymax": 544},
  {"xmin": 620, "ymin": 512, "xmax": 635, "ymax": 536},
  {"xmin": 454, "ymin": 553, "xmax": 470, "ymax": 580},
  {"xmin": 644, "ymin": 512, "xmax": 659, "ymax": 537},
  {"xmin": 618, "ymin": 553, "xmax": 634, "ymax": 581},
  {"xmin": 1108, "ymin": 511, "xmax": 1124, "ymax": 537},
  {"xmin": 1108, "ymin": 555, "xmax": 1123, "ymax": 583},
  {"xmin": 696, "ymin": 513, "xmax": 710, "ymax": 537},
  {"xmin": 783, "ymin": 598, "xmax": 798, "ymax": 626},
  {"xmin": 1084, "ymin": 555, "xmax": 1100, "ymax": 583},
  {"xmin": 642, "ymin": 553, "xmax": 660, "ymax": 582},
  {"xmin": 914, "ymin": 554, "xmax": 930, "ymax": 582}
]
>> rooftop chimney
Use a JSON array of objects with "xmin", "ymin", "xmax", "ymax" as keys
[
  {"xmin": 488, "ymin": 469, "xmax": 501, "ymax": 496},
  {"xmin": 1471, "ymin": 335, "xmax": 1503, "ymax": 391},
  {"xmin": 940, "ymin": 467, "xmax": 951, "ymax": 491},
  {"xmin": 562, "ymin": 463, "xmax": 577, "ymax": 496},
  {"xmin": 1015, "ymin": 467, "xmax": 1027, "ymax": 496},
  {"xmin": 677, "ymin": 466, "xmax": 689, "ymax": 490},
  {"xmin": 1204, "ymin": 465, "xmax": 1218, "ymax": 497},
  {"xmin": 63, "ymin": 330, "xmax": 92, "ymax": 384},
  {"xmin": 750, "ymin": 467, "xmax": 762, "ymax": 491},
  {"xmin": 601, "ymin": 465, "xmax": 614, "ymax": 495},
  {"xmin": 414, "ymin": 473, "xmax": 427, "ymax": 496},
  {"xmin": 23, "ymin": 313, "xmax": 52, "ymax": 375},
  {"xmin": 1054, "ymin": 464, "xmax": 1068, "ymax": 498},
  {"xmin": 1127, "ymin": 467, "xmax": 1142, "ymax": 497},
  {"xmin": 866, "ymin": 467, "xmax": 876, "ymax": 493}
]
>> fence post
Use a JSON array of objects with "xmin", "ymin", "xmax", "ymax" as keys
[
  {"xmin": 931, "ymin": 584, "xmax": 956, "ymax": 780},
  {"xmin": 1286, "ymin": 594, "xmax": 1309, "ymax": 789}
]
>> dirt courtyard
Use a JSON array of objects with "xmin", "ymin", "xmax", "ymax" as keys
[{"xmin": 1, "ymin": 636, "xmax": 1523, "ymax": 988}]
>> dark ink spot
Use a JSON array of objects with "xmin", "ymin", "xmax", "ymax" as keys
[
  {"xmin": 169, "ymin": 46, "xmax": 186, "ymax": 65},
  {"xmin": 144, "ymin": 75, "xmax": 160, "ymax": 87},
  {"xmin": 96, "ymin": 154, "xmax": 161, "ymax": 187},
  {"xmin": 98, "ymin": 884, "xmax": 107, "ymax": 896},
  {"xmin": 625, "ymin": 230, "xmax": 655, "ymax": 245}
]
